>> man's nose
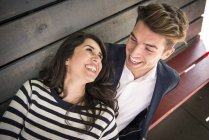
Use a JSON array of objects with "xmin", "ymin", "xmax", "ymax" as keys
[{"xmin": 130, "ymin": 44, "xmax": 143, "ymax": 56}]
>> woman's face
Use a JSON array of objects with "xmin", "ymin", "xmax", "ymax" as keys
[{"xmin": 65, "ymin": 38, "xmax": 103, "ymax": 83}]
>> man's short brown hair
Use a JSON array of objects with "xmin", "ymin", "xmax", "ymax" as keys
[{"xmin": 136, "ymin": 3, "xmax": 189, "ymax": 48}]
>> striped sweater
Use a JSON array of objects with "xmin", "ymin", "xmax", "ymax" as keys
[{"xmin": 0, "ymin": 80, "xmax": 118, "ymax": 140}]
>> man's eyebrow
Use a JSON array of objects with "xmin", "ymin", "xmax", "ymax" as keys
[
  {"xmin": 85, "ymin": 45, "xmax": 102, "ymax": 56},
  {"xmin": 145, "ymin": 43, "xmax": 158, "ymax": 50},
  {"xmin": 130, "ymin": 33, "xmax": 158, "ymax": 50}
]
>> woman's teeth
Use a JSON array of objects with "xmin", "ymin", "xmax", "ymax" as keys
[{"xmin": 85, "ymin": 65, "xmax": 96, "ymax": 73}]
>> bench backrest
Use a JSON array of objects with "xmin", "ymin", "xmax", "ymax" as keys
[{"xmin": 0, "ymin": 0, "xmax": 206, "ymax": 115}]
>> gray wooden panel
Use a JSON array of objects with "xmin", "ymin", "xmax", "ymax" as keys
[
  {"xmin": 0, "ymin": 99, "xmax": 12, "ymax": 116},
  {"xmin": 117, "ymin": 38, "xmax": 129, "ymax": 44},
  {"xmin": 151, "ymin": 0, "xmax": 192, "ymax": 8},
  {"xmin": 0, "ymin": 0, "xmax": 56, "ymax": 23},
  {"xmin": 183, "ymin": 0, "xmax": 206, "ymax": 22},
  {"xmin": 147, "ymin": 0, "xmax": 206, "ymax": 24},
  {"xmin": 84, "ymin": 5, "xmax": 137, "ymax": 43},
  {"xmin": 168, "ymin": 18, "xmax": 203, "ymax": 60},
  {"xmin": 186, "ymin": 18, "xmax": 203, "ymax": 42},
  {"xmin": 0, "ymin": 0, "xmax": 141, "ymax": 67},
  {"xmin": 0, "ymin": 41, "xmax": 61, "ymax": 103}
]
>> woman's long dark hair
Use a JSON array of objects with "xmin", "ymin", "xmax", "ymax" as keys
[{"xmin": 39, "ymin": 32, "xmax": 118, "ymax": 130}]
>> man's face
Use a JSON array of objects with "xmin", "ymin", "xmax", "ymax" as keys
[{"xmin": 126, "ymin": 21, "xmax": 174, "ymax": 78}]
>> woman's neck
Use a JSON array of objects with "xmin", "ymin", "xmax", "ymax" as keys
[{"xmin": 61, "ymin": 77, "xmax": 86, "ymax": 104}]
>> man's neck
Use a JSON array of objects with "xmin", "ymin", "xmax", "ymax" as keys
[{"xmin": 133, "ymin": 68, "xmax": 153, "ymax": 80}]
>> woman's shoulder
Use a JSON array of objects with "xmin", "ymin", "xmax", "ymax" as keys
[
  {"xmin": 29, "ymin": 79, "xmax": 47, "ymax": 87},
  {"xmin": 96, "ymin": 102, "xmax": 115, "ymax": 120},
  {"xmin": 26, "ymin": 79, "xmax": 51, "ymax": 94}
]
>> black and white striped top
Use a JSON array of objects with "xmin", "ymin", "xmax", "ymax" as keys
[{"xmin": 0, "ymin": 80, "xmax": 118, "ymax": 140}]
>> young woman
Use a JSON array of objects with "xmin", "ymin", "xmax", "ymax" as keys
[{"xmin": 0, "ymin": 32, "xmax": 119, "ymax": 139}]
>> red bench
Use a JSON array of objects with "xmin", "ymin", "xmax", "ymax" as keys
[{"xmin": 150, "ymin": 36, "xmax": 209, "ymax": 130}]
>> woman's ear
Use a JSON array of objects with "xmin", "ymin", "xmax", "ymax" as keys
[
  {"xmin": 65, "ymin": 59, "xmax": 70, "ymax": 66},
  {"xmin": 161, "ymin": 48, "xmax": 175, "ymax": 60}
]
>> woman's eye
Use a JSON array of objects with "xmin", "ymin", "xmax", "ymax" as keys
[
  {"xmin": 86, "ymin": 48, "xmax": 93, "ymax": 52},
  {"xmin": 99, "ymin": 55, "xmax": 103, "ymax": 60}
]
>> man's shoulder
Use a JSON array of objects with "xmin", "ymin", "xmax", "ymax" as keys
[
  {"xmin": 157, "ymin": 60, "xmax": 180, "ymax": 93},
  {"xmin": 158, "ymin": 60, "xmax": 179, "ymax": 78},
  {"xmin": 105, "ymin": 43, "xmax": 126, "ymax": 86},
  {"xmin": 105, "ymin": 43, "xmax": 126, "ymax": 53},
  {"xmin": 105, "ymin": 43, "xmax": 126, "ymax": 61}
]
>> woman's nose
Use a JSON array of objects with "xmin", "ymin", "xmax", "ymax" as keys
[{"xmin": 92, "ymin": 54, "xmax": 100, "ymax": 63}]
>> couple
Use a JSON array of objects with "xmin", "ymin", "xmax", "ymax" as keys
[{"xmin": 0, "ymin": 3, "xmax": 188, "ymax": 140}]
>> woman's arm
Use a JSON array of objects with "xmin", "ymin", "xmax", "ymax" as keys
[
  {"xmin": 0, "ymin": 80, "xmax": 32, "ymax": 139},
  {"xmin": 100, "ymin": 115, "xmax": 119, "ymax": 140}
]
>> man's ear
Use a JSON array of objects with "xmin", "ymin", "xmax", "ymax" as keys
[{"xmin": 161, "ymin": 48, "xmax": 175, "ymax": 60}]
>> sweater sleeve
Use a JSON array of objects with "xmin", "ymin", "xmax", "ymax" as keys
[
  {"xmin": 100, "ymin": 116, "xmax": 119, "ymax": 140},
  {"xmin": 0, "ymin": 80, "xmax": 32, "ymax": 139}
]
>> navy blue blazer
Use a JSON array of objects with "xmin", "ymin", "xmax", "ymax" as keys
[{"xmin": 105, "ymin": 43, "xmax": 180, "ymax": 140}]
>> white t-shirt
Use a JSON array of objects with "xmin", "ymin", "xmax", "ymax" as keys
[{"xmin": 116, "ymin": 64, "xmax": 157, "ymax": 132}]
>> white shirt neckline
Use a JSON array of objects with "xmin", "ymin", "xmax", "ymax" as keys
[{"xmin": 116, "ymin": 63, "xmax": 157, "ymax": 132}]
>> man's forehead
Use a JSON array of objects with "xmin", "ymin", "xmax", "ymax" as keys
[{"xmin": 130, "ymin": 32, "xmax": 166, "ymax": 50}]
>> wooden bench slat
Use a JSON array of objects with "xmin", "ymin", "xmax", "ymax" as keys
[
  {"xmin": 0, "ymin": 0, "xmax": 56, "ymax": 23},
  {"xmin": 0, "ymin": 0, "xmax": 141, "ymax": 67},
  {"xmin": 182, "ymin": 0, "xmax": 206, "ymax": 23},
  {"xmin": 153, "ymin": 0, "xmax": 192, "ymax": 8},
  {"xmin": 150, "ymin": 53, "xmax": 209, "ymax": 130},
  {"xmin": 0, "ymin": 0, "xmax": 204, "ymax": 67},
  {"xmin": 167, "ymin": 37, "xmax": 206, "ymax": 75}
]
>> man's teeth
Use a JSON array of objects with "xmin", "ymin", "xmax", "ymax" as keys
[
  {"xmin": 130, "ymin": 56, "xmax": 140, "ymax": 64},
  {"xmin": 86, "ymin": 65, "xmax": 96, "ymax": 72}
]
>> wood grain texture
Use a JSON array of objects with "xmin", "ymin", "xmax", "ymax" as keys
[
  {"xmin": 150, "ymin": 55, "xmax": 209, "ymax": 130},
  {"xmin": 0, "ymin": 41, "xmax": 61, "ymax": 103},
  {"xmin": 1, "ymin": 0, "xmax": 204, "ymax": 67},
  {"xmin": 0, "ymin": 0, "xmax": 141, "ymax": 67},
  {"xmin": 152, "ymin": 0, "xmax": 192, "ymax": 8},
  {"xmin": 170, "ymin": 17, "xmax": 204, "ymax": 58},
  {"xmin": 150, "ymin": 41, "xmax": 209, "ymax": 129},
  {"xmin": 0, "ymin": 0, "xmax": 56, "ymax": 23}
]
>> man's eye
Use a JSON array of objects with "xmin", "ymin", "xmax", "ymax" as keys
[
  {"xmin": 146, "ymin": 47, "xmax": 154, "ymax": 52},
  {"xmin": 130, "ymin": 37, "xmax": 136, "ymax": 42}
]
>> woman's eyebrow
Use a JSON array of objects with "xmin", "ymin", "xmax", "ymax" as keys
[
  {"xmin": 85, "ymin": 45, "xmax": 102, "ymax": 56},
  {"xmin": 85, "ymin": 45, "xmax": 94, "ymax": 49}
]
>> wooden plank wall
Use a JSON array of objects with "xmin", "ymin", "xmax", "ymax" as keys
[{"xmin": 0, "ymin": 0, "xmax": 206, "ymax": 114}]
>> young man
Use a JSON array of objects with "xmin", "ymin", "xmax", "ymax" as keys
[{"xmin": 106, "ymin": 3, "xmax": 189, "ymax": 140}]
